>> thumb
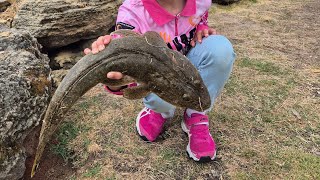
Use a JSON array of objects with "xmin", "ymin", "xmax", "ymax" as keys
[{"xmin": 107, "ymin": 71, "xmax": 123, "ymax": 80}]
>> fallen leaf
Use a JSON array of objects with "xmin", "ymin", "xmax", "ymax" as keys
[{"xmin": 291, "ymin": 109, "xmax": 302, "ymax": 120}]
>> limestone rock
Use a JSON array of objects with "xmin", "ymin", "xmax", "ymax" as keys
[
  {"xmin": 0, "ymin": 0, "xmax": 20, "ymax": 27},
  {"xmin": 0, "ymin": 25, "xmax": 51, "ymax": 180},
  {"xmin": 51, "ymin": 69, "xmax": 68, "ymax": 88},
  {"xmin": 212, "ymin": 0, "xmax": 241, "ymax": 5},
  {"xmin": 0, "ymin": 0, "xmax": 11, "ymax": 12},
  {"xmin": 53, "ymin": 50, "xmax": 83, "ymax": 69},
  {"xmin": 12, "ymin": 0, "xmax": 122, "ymax": 49}
]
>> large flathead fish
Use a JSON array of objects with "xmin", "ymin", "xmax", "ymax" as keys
[{"xmin": 31, "ymin": 30, "xmax": 210, "ymax": 177}]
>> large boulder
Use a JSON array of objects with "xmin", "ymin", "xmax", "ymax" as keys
[
  {"xmin": 12, "ymin": 0, "xmax": 122, "ymax": 49},
  {"xmin": 0, "ymin": 25, "xmax": 51, "ymax": 180}
]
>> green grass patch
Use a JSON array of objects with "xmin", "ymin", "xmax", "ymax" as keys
[
  {"xmin": 115, "ymin": 147, "xmax": 126, "ymax": 153},
  {"xmin": 239, "ymin": 148, "xmax": 258, "ymax": 158},
  {"xmin": 224, "ymin": 75, "xmax": 241, "ymax": 95},
  {"xmin": 233, "ymin": 148, "xmax": 320, "ymax": 179},
  {"xmin": 104, "ymin": 176, "xmax": 116, "ymax": 180},
  {"xmin": 68, "ymin": 175, "xmax": 77, "ymax": 180},
  {"xmin": 83, "ymin": 164, "xmax": 102, "ymax": 178},
  {"xmin": 238, "ymin": 58, "xmax": 286, "ymax": 76},
  {"xmin": 78, "ymin": 101, "xmax": 90, "ymax": 110},
  {"xmin": 134, "ymin": 146, "xmax": 150, "ymax": 156},
  {"xmin": 159, "ymin": 148, "xmax": 180, "ymax": 161},
  {"xmin": 76, "ymin": 94, "xmax": 104, "ymax": 111},
  {"xmin": 51, "ymin": 121, "xmax": 90, "ymax": 162},
  {"xmin": 270, "ymin": 149, "xmax": 320, "ymax": 179},
  {"xmin": 291, "ymin": 103, "xmax": 320, "ymax": 122},
  {"xmin": 224, "ymin": 67, "xmax": 296, "ymax": 123}
]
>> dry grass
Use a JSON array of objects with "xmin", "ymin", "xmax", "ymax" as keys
[{"xmin": 50, "ymin": 0, "xmax": 320, "ymax": 179}]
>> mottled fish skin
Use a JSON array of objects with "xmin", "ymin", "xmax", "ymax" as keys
[{"xmin": 31, "ymin": 30, "xmax": 210, "ymax": 177}]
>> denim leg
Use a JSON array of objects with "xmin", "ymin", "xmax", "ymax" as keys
[
  {"xmin": 186, "ymin": 35, "xmax": 236, "ymax": 111},
  {"xmin": 143, "ymin": 35, "xmax": 236, "ymax": 113},
  {"xmin": 143, "ymin": 93, "xmax": 175, "ymax": 113}
]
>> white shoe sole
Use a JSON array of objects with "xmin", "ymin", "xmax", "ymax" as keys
[{"xmin": 136, "ymin": 107, "xmax": 151, "ymax": 142}]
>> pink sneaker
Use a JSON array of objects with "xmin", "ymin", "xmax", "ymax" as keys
[
  {"xmin": 181, "ymin": 111, "xmax": 217, "ymax": 162},
  {"xmin": 136, "ymin": 107, "xmax": 167, "ymax": 142}
]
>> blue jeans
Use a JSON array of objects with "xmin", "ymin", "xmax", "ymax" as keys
[{"xmin": 143, "ymin": 35, "xmax": 236, "ymax": 113}]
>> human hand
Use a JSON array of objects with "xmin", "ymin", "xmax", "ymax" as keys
[
  {"xmin": 84, "ymin": 35, "xmax": 112, "ymax": 55},
  {"xmin": 83, "ymin": 36, "xmax": 124, "ymax": 91},
  {"xmin": 106, "ymin": 71, "xmax": 125, "ymax": 91},
  {"xmin": 190, "ymin": 27, "xmax": 217, "ymax": 47}
]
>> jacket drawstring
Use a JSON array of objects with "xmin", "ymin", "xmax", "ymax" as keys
[{"xmin": 175, "ymin": 13, "xmax": 180, "ymax": 36}]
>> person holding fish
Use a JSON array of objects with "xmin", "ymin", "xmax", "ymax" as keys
[{"xmin": 84, "ymin": 0, "xmax": 236, "ymax": 162}]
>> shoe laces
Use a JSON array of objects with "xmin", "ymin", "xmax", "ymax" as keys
[
  {"xmin": 140, "ymin": 108, "xmax": 152, "ymax": 119},
  {"xmin": 140, "ymin": 108, "xmax": 165, "ymax": 129}
]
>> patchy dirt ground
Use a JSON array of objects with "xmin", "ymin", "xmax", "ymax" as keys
[{"xmin": 23, "ymin": 0, "xmax": 319, "ymax": 179}]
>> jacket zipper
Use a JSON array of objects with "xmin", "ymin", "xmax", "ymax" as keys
[{"xmin": 175, "ymin": 13, "xmax": 180, "ymax": 36}]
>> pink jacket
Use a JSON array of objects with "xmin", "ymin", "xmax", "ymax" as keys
[
  {"xmin": 106, "ymin": 0, "xmax": 212, "ymax": 95},
  {"xmin": 116, "ymin": 0, "xmax": 212, "ymax": 54}
]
